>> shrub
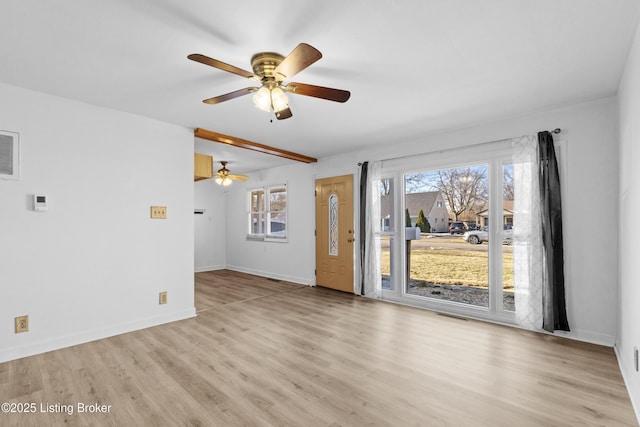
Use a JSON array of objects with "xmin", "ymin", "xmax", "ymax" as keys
[{"xmin": 416, "ymin": 209, "xmax": 431, "ymax": 233}]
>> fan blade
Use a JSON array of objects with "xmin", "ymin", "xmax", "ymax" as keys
[
  {"xmin": 188, "ymin": 53, "xmax": 258, "ymax": 80},
  {"xmin": 274, "ymin": 43, "xmax": 322, "ymax": 80},
  {"xmin": 228, "ymin": 174, "xmax": 248, "ymax": 182},
  {"xmin": 275, "ymin": 107, "xmax": 293, "ymax": 120},
  {"xmin": 203, "ymin": 87, "xmax": 257, "ymax": 104},
  {"xmin": 286, "ymin": 82, "xmax": 351, "ymax": 103}
]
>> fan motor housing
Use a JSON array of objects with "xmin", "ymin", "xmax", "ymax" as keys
[{"xmin": 251, "ymin": 52, "xmax": 284, "ymax": 80}]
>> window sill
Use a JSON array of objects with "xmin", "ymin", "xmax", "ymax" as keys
[{"xmin": 246, "ymin": 235, "xmax": 288, "ymax": 243}]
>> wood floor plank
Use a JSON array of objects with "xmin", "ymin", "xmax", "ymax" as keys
[{"xmin": 0, "ymin": 269, "xmax": 637, "ymax": 426}]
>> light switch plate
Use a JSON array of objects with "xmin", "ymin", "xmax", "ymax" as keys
[
  {"xmin": 15, "ymin": 315, "xmax": 29, "ymax": 333},
  {"xmin": 150, "ymin": 206, "xmax": 167, "ymax": 219}
]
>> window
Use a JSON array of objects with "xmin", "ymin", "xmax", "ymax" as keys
[
  {"xmin": 0, "ymin": 130, "xmax": 20, "ymax": 180},
  {"xmin": 247, "ymin": 184, "xmax": 287, "ymax": 241},
  {"xmin": 268, "ymin": 185, "xmax": 287, "ymax": 239},
  {"xmin": 249, "ymin": 189, "xmax": 265, "ymax": 236},
  {"xmin": 502, "ymin": 162, "xmax": 514, "ymax": 311},
  {"xmin": 379, "ymin": 177, "xmax": 395, "ymax": 290}
]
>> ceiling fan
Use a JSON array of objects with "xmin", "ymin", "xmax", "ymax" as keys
[
  {"xmin": 188, "ymin": 43, "xmax": 351, "ymax": 120},
  {"xmin": 215, "ymin": 161, "xmax": 248, "ymax": 186}
]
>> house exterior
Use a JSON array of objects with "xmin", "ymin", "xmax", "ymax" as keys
[
  {"xmin": 381, "ymin": 191, "xmax": 450, "ymax": 232},
  {"xmin": 474, "ymin": 200, "xmax": 514, "ymax": 229}
]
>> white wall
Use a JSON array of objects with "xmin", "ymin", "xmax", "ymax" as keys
[
  {"xmin": 225, "ymin": 97, "xmax": 620, "ymax": 347},
  {"xmin": 194, "ymin": 177, "xmax": 227, "ymax": 272},
  {"xmin": 0, "ymin": 83, "xmax": 195, "ymax": 363},
  {"xmin": 618, "ymin": 19, "xmax": 640, "ymax": 416}
]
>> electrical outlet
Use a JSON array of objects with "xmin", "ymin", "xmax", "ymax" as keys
[
  {"xmin": 15, "ymin": 316, "xmax": 29, "ymax": 333},
  {"xmin": 150, "ymin": 206, "xmax": 167, "ymax": 219},
  {"xmin": 159, "ymin": 291, "xmax": 168, "ymax": 305}
]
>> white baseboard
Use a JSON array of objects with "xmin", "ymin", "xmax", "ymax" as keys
[
  {"xmin": 552, "ymin": 329, "xmax": 616, "ymax": 347},
  {"xmin": 195, "ymin": 264, "xmax": 226, "ymax": 273},
  {"xmin": 225, "ymin": 264, "xmax": 313, "ymax": 286},
  {"xmin": 0, "ymin": 308, "xmax": 196, "ymax": 364}
]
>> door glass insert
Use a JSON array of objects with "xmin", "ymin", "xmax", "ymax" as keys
[
  {"xmin": 404, "ymin": 164, "xmax": 490, "ymax": 307},
  {"xmin": 329, "ymin": 193, "xmax": 338, "ymax": 256}
]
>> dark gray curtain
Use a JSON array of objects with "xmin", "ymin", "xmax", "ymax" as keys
[
  {"xmin": 538, "ymin": 131, "xmax": 570, "ymax": 332},
  {"xmin": 359, "ymin": 162, "xmax": 368, "ymax": 296}
]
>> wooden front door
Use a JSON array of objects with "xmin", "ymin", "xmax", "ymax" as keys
[{"xmin": 315, "ymin": 175, "xmax": 354, "ymax": 293}]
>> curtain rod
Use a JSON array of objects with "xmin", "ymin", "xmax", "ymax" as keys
[{"xmin": 357, "ymin": 128, "xmax": 562, "ymax": 166}]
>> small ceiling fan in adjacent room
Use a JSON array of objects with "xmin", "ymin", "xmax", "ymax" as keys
[
  {"xmin": 215, "ymin": 161, "xmax": 247, "ymax": 186},
  {"xmin": 188, "ymin": 43, "xmax": 351, "ymax": 120}
]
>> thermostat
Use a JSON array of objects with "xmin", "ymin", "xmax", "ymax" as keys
[{"xmin": 34, "ymin": 195, "xmax": 48, "ymax": 211}]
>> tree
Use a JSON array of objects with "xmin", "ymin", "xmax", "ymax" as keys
[
  {"xmin": 433, "ymin": 167, "xmax": 488, "ymax": 221},
  {"xmin": 503, "ymin": 165, "xmax": 514, "ymax": 200},
  {"xmin": 416, "ymin": 209, "xmax": 430, "ymax": 233},
  {"xmin": 404, "ymin": 166, "xmax": 488, "ymax": 221},
  {"xmin": 405, "ymin": 208, "xmax": 412, "ymax": 227}
]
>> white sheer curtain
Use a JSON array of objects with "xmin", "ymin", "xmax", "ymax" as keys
[
  {"xmin": 362, "ymin": 161, "xmax": 381, "ymax": 298},
  {"xmin": 512, "ymin": 135, "xmax": 544, "ymax": 330}
]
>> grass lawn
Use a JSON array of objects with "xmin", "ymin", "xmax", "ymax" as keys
[{"xmin": 381, "ymin": 248, "xmax": 514, "ymax": 290}]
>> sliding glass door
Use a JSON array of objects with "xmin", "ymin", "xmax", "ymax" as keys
[
  {"xmin": 380, "ymin": 144, "xmax": 515, "ymax": 322},
  {"xmin": 404, "ymin": 163, "xmax": 490, "ymax": 308}
]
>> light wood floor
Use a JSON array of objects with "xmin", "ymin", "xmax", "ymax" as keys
[{"xmin": 1, "ymin": 270, "xmax": 637, "ymax": 426}]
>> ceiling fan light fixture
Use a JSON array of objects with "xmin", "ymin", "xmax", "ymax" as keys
[
  {"xmin": 252, "ymin": 85, "xmax": 289, "ymax": 114},
  {"xmin": 215, "ymin": 175, "xmax": 233, "ymax": 186},
  {"xmin": 270, "ymin": 86, "xmax": 289, "ymax": 112},
  {"xmin": 215, "ymin": 161, "xmax": 240, "ymax": 186},
  {"xmin": 252, "ymin": 86, "xmax": 271, "ymax": 112}
]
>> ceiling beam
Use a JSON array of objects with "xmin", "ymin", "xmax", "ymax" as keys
[{"xmin": 194, "ymin": 128, "xmax": 317, "ymax": 164}]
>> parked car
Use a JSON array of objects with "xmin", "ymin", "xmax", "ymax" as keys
[
  {"xmin": 449, "ymin": 222, "xmax": 467, "ymax": 234},
  {"xmin": 463, "ymin": 227, "xmax": 513, "ymax": 244}
]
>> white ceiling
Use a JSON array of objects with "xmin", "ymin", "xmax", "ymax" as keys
[{"xmin": 1, "ymin": 1, "xmax": 639, "ymax": 174}]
